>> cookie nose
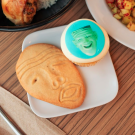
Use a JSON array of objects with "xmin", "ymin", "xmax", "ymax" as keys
[{"xmin": 52, "ymin": 76, "xmax": 66, "ymax": 90}]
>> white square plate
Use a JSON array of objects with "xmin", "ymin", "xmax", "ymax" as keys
[
  {"xmin": 22, "ymin": 25, "xmax": 118, "ymax": 118},
  {"xmin": 85, "ymin": 0, "xmax": 135, "ymax": 50}
]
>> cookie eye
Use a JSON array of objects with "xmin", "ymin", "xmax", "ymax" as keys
[{"xmin": 32, "ymin": 78, "xmax": 37, "ymax": 84}]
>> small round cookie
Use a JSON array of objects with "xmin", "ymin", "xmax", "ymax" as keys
[{"xmin": 61, "ymin": 19, "xmax": 110, "ymax": 66}]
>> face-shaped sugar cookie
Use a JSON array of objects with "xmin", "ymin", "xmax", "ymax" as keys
[{"xmin": 16, "ymin": 44, "xmax": 85, "ymax": 109}]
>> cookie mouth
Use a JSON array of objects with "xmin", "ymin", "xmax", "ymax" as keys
[
  {"xmin": 60, "ymin": 84, "xmax": 82, "ymax": 102},
  {"xmin": 83, "ymin": 43, "xmax": 92, "ymax": 49}
]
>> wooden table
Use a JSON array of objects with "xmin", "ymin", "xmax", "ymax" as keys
[{"xmin": 0, "ymin": 0, "xmax": 135, "ymax": 134}]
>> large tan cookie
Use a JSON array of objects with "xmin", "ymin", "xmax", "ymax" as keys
[{"xmin": 16, "ymin": 43, "xmax": 86, "ymax": 109}]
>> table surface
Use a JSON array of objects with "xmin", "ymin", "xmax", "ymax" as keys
[{"xmin": 0, "ymin": 0, "xmax": 135, "ymax": 134}]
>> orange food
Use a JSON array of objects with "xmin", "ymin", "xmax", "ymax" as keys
[{"xmin": 106, "ymin": 0, "xmax": 135, "ymax": 31}]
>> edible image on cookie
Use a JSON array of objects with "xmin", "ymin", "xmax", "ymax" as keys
[
  {"xmin": 72, "ymin": 25, "xmax": 98, "ymax": 56},
  {"xmin": 65, "ymin": 20, "xmax": 105, "ymax": 59}
]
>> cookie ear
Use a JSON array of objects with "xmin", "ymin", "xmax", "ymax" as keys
[
  {"xmin": 93, "ymin": 31, "xmax": 98, "ymax": 40},
  {"xmin": 72, "ymin": 31, "xmax": 77, "ymax": 37},
  {"xmin": 72, "ymin": 40, "xmax": 79, "ymax": 47},
  {"xmin": 72, "ymin": 31, "xmax": 76, "ymax": 35}
]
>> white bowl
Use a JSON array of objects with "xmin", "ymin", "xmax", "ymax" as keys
[{"xmin": 86, "ymin": 0, "xmax": 135, "ymax": 50}]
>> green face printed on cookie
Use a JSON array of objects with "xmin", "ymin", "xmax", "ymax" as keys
[{"xmin": 72, "ymin": 25, "xmax": 98, "ymax": 56}]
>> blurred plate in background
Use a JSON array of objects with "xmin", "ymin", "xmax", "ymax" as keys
[{"xmin": 0, "ymin": 0, "xmax": 77, "ymax": 31}]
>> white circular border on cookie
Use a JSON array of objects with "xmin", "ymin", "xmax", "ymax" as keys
[{"xmin": 61, "ymin": 19, "xmax": 110, "ymax": 63}]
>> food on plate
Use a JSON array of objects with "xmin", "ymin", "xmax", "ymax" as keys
[
  {"xmin": 1, "ymin": 0, "xmax": 58, "ymax": 25},
  {"xmin": 2, "ymin": 0, "xmax": 37, "ymax": 25},
  {"xmin": 16, "ymin": 43, "xmax": 86, "ymax": 109},
  {"xmin": 37, "ymin": 0, "xmax": 57, "ymax": 11},
  {"xmin": 106, "ymin": 0, "xmax": 135, "ymax": 31},
  {"xmin": 61, "ymin": 19, "xmax": 110, "ymax": 67}
]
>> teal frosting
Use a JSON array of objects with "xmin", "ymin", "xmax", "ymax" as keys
[{"xmin": 65, "ymin": 20, "xmax": 105, "ymax": 59}]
